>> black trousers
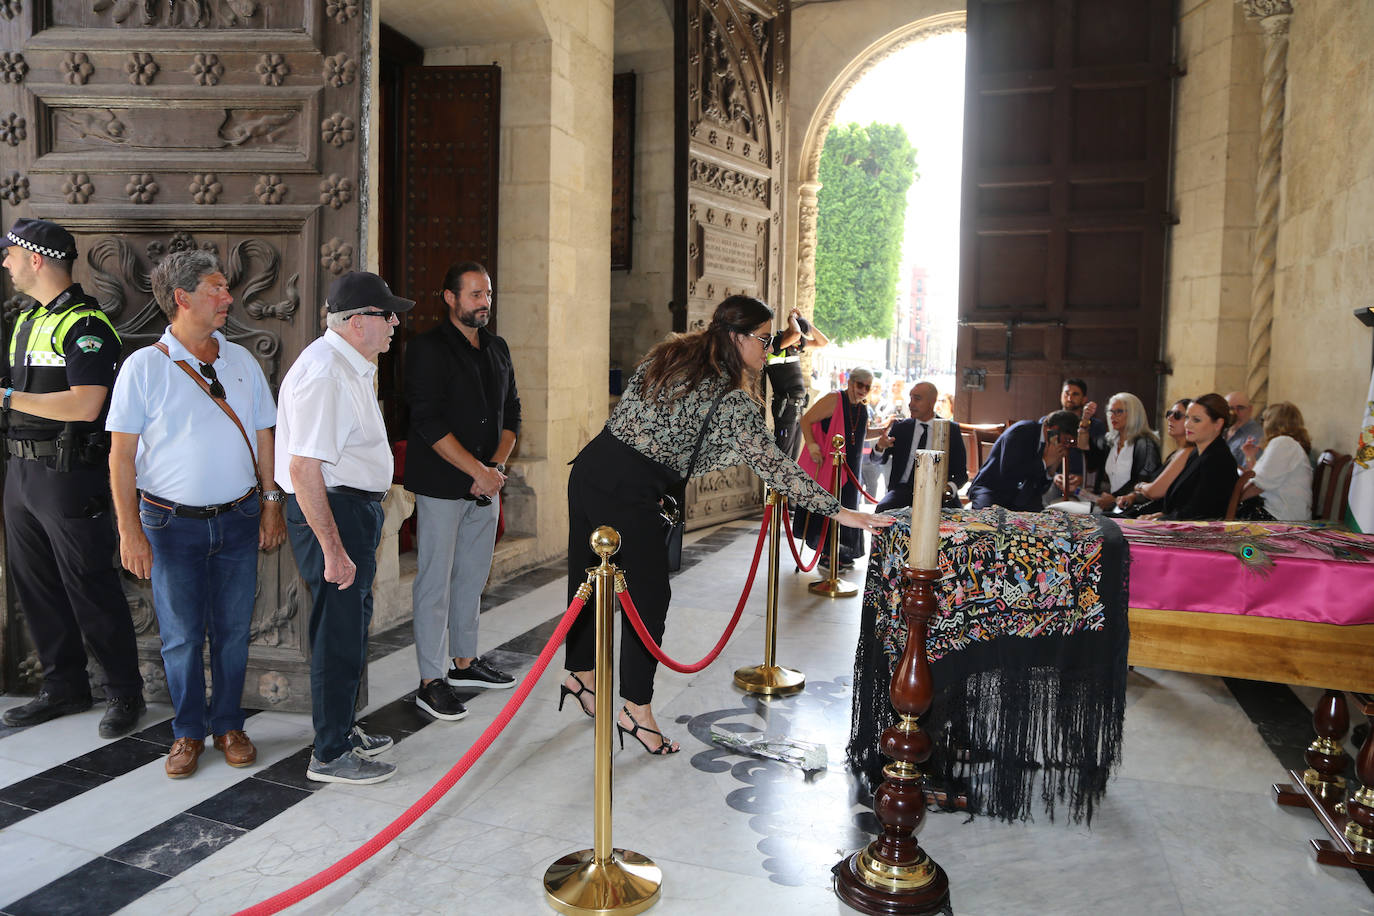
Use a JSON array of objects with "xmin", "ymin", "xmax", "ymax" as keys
[
  {"xmin": 3, "ymin": 457, "xmax": 142, "ymax": 699},
  {"xmin": 565, "ymin": 430, "xmax": 677, "ymax": 705}
]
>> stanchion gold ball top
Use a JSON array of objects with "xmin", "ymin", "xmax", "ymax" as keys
[
  {"xmin": 590, "ymin": 526, "xmax": 621, "ymax": 558},
  {"xmin": 831, "ymin": 433, "xmax": 845, "ymax": 449}
]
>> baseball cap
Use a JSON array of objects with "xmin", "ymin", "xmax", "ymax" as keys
[
  {"xmin": 0, "ymin": 218, "xmax": 77, "ymax": 261},
  {"xmin": 325, "ymin": 271, "xmax": 416, "ymax": 314}
]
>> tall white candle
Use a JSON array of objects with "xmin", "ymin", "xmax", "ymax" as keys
[{"xmin": 908, "ymin": 420, "xmax": 952, "ymax": 570}]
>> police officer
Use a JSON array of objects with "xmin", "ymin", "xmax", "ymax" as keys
[
  {"xmin": 764, "ymin": 307, "xmax": 829, "ymax": 460},
  {"xmin": 0, "ymin": 218, "xmax": 144, "ymax": 737}
]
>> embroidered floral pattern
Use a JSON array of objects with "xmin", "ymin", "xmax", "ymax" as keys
[{"xmin": 62, "ymin": 173, "xmax": 94, "ymax": 204}]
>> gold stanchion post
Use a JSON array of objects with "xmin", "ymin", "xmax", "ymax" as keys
[
  {"xmin": 809, "ymin": 433, "xmax": 858, "ymax": 598},
  {"xmin": 734, "ymin": 489, "xmax": 805, "ymax": 696},
  {"xmin": 544, "ymin": 527, "xmax": 662, "ymax": 916}
]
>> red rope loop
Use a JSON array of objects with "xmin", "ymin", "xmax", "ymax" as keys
[
  {"xmin": 234, "ymin": 587, "xmax": 591, "ymax": 916},
  {"xmin": 615, "ymin": 503, "xmax": 772, "ymax": 673},
  {"xmin": 842, "ymin": 460, "xmax": 880, "ymax": 504},
  {"xmin": 780, "ymin": 500, "xmax": 829, "ymax": 573}
]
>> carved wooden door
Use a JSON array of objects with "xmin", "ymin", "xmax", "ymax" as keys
[
  {"xmin": 675, "ymin": 0, "xmax": 789, "ymax": 527},
  {"xmin": 0, "ymin": 0, "xmax": 365, "ymax": 710},
  {"xmin": 956, "ymin": 0, "xmax": 1174, "ymax": 426}
]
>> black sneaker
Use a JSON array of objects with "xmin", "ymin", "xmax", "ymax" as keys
[
  {"xmin": 348, "ymin": 724, "xmax": 393, "ymax": 758},
  {"xmin": 446, "ymin": 658, "xmax": 515, "ymax": 690},
  {"xmin": 2, "ymin": 690, "xmax": 92, "ymax": 728},
  {"xmin": 415, "ymin": 680, "xmax": 468, "ymax": 721},
  {"xmin": 98, "ymin": 696, "xmax": 146, "ymax": 739}
]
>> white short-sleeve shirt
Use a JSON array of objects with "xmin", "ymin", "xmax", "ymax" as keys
[
  {"xmin": 1249, "ymin": 434, "xmax": 1313, "ymax": 520},
  {"xmin": 274, "ymin": 329, "xmax": 392, "ymax": 493},
  {"xmin": 106, "ymin": 328, "xmax": 276, "ymax": 506}
]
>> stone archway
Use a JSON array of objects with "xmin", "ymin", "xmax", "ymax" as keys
[{"xmin": 791, "ymin": 11, "xmax": 965, "ymax": 323}]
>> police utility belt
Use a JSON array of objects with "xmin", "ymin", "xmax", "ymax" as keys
[{"xmin": 6, "ymin": 429, "xmax": 109, "ymax": 470}]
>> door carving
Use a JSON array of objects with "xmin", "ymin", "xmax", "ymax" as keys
[
  {"xmin": 676, "ymin": 0, "xmax": 788, "ymax": 527},
  {"xmin": 0, "ymin": 1, "xmax": 365, "ymax": 710}
]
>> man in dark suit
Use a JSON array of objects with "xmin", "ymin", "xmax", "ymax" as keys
[
  {"xmin": 968, "ymin": 411, "xmax": 1080, "ymax": 512},
  {"xmin": 874, "ymin": 381, "xmax": 967, "ymax": 512}
]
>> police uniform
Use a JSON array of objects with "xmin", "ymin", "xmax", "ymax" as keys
[
  {"xmin": 764, "ymin": 340, "xmax": 808, "ymax": 459},
  {"xmin": 1, "ymin": 227, "xmax": 141, "ymax": 712}
]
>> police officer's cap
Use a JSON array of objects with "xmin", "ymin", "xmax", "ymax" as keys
[
  {"xmin": 0, "ymin": 218, "xmax": 77, "ymax": 262},
  {"xmin": 326, "ymin": 271, "xmax": 416, "ymax": 314}
]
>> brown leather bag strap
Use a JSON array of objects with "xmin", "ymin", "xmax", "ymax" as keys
[{"xmin": 154, "ymin": 342, "xmax": 262, "ymax": 491}]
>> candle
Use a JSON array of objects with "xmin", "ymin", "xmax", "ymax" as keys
[{"xmin": 908, "ymin": 420, "xmax": 952, "ymax": 570}]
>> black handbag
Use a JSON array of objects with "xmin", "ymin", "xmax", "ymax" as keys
[{"xmin": 662, "ymin": 390, "xmax": 727, "ymax": 573}]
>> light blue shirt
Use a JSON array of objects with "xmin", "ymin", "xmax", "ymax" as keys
[{"xmin": 107, "ymin": 328, "xmax": 276, "ymax": 505}]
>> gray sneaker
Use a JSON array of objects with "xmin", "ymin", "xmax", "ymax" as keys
[
  {"xmin": 348, "ymin": 724, "xmax": 393, "ymax": 758},
  {"xmin": 307, "ymin": 748, "xmax": 397, "ymax": 785}
]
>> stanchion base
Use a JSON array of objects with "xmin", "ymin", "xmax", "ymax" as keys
[
  {"xmin": 809, "ymin": 576, "xmax": 858, "ymax": 598},
  {"xmin": 544, "ymin": 848, "xmax": 662, "ymax": 916},
  {"xmin": 832, "ymin": 849, "xmax": 951, "ymax": 915},
  {"xmin": 733, "ymin": 664, "xmax": 805, "ymax": 696}
]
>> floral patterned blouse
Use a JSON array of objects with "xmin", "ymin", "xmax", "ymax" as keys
[{"xmin": 606, "ymin": 365, "xmax": 842, "ymax": 516}]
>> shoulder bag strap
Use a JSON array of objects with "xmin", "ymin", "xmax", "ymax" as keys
[
  {"xmin": 684, "ymin": 388, "xmax": 728, "ymax": 481},
  {"xmin": 154, "ymin": 342, "xmax": 262, "ymax": 491}
]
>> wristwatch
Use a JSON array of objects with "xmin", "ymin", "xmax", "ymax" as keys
[
  {"xmin": 2, "ymin": 387, "xmax": 12, "ymax": 412},
  {"xmin": 494, "ymin": 462, "xmax": 507, "ymax": 474},
  {"xmin": 261, "ymin": 489, "xmax": 286, "ymax": 503}
]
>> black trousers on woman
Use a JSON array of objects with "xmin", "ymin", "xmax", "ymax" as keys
[{"xmin": 565, "ymin": 430, "xmax": 679, "ymax": 705}]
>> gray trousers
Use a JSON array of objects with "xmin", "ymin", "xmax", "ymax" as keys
[{"xmin": 412, "ymin": 492, "xmax": 499, "ymax": 680}]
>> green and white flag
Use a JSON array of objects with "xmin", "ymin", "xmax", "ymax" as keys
[{"xmin": 1348, "ymin": 368, "xmax": 1374, "ymax": 532}]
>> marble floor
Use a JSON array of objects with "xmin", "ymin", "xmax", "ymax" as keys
[{"xmin": 1, "ymin": 518, "xmax": 1371, "ymax": 916}]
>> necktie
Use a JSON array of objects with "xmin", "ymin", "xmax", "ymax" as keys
[{"xmin": 901, "ymin": 423, "xmax": 928, "ymax": 485}]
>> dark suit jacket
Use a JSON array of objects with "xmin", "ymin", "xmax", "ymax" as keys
[
  {"xmin": 1162, "ymin": 435, "xmax": 1239, "ymax": 520},
  {"xmin": 1097, "ymin": 436, "xmax": 1164, "ymax": 497},
  {"xmin": 967, "ymin": 419, "xmax": 1053, "ymax": 512},
  {"xmin": 876, "ymin": 418, "xmax": 967, "ymax": 512}
]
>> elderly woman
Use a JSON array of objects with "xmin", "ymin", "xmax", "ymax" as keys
[
  {"xmin": 1157, "ymin": 393, "xmax": 1240, "ymax": 520},
  {"xmin": 1090, "ymin": 392, "xmax": 1162, "ymax": 511},
  {"xmin": 1238, "ymin": 401, "xmax": 1313, "ymax": 520},
  {"xmin": 562, "ymin": 296, "xmax": 892, "ymax": 755}
]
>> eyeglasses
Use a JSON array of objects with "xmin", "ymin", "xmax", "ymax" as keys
[
  {"xmin": 749, "ymin": 334, "xmax": 771, "ymax": 347},
  {"xmin": 356, "ymin": 310, "xmax": 396, "ymax": 322},
  {"xmin": 198, "ymin": 362, "xmax": 226, "ymax": 399},
  {"xmin": 1166, "ymin": 409, "xmax": 1185, "ymax": 420},
  {"xmin": 1107, "ymin": 408, "xmax": 1125, "ymax": 415}
]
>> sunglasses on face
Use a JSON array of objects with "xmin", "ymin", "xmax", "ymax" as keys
[
  {"xmin": 1166, "ymin": 410, "xmax": 1185, "ymax": 420},
  {"xmin": 198, "ymin": 362, "xmax": 226, "ymax": 399},
  {"xmin": 356, "ymin": 310, "xmax": 396, "ymax": 321},
  {"xmin": 749, "ymin": 334, "xmax": 770, "ymax": 346}
]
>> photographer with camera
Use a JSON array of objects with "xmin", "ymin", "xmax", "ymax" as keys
[{"xmin": 0, "ymin": 219, "xmax": 144, "ymax": 738}]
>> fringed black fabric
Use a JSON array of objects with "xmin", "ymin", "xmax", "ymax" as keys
[{"xmin": 847, "ymin": 511, "xmax": 1130, "ymax": 825}]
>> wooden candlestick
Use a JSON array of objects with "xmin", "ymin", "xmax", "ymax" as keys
[{"xmin": 833, "ymin": 565, "xmax": 951, "ymax": 914}]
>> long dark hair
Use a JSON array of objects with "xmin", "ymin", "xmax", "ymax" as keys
[{"xmin": 640, "ymin": 295, "xmax": 772, "ymax": 400}]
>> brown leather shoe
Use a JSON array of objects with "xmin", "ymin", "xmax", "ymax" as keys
[
  {"xmin": 165, "ymin": 737, "xmax": 204, "ymax": 778},
  {"xmin": 213, "ymin": 729, "xmax": 257, "ymax": 767}
]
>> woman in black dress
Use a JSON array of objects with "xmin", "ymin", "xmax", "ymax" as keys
[
  {"xmin": 1159, "ymin": 392, "xmax": 1240, "ymax": 520},
  {"xmin": 795, "ymin": 368, "xmax": 881, "ymax": 565}
]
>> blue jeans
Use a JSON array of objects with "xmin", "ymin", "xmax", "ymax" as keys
[
  {"xmin": 285, "ymin": 492, "xmax": 381, "ymax": 761},
  {"xmin": 140, "ymin": 493, "xmax": 261, "ymax": 739}
]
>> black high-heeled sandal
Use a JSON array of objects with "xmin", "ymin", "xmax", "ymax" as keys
[
  {"xmin": 616, "ymin": 705, "xmax": 679, "ymax": 756},
  {"xmin": 558, "ymin": 673, "xmax": 595, "ymax": 719}
]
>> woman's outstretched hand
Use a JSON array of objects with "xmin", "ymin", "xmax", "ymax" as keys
[{"xmin": 836, "ymin": 508, "xmax": 896, "ymax": 533}]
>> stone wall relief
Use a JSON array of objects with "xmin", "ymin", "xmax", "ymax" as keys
[{"xmin": 92, "ymin": 0, "xmax": 262, "ymax": 28}]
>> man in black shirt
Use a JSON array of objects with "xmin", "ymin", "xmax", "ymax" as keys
[{"xmin": 404, "ymin": 262, "xmax": 521, "ymax": 721}]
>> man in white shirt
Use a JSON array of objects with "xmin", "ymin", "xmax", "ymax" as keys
[
  {"xmin": 108, "ymin": 250, "xmax": 284, "ymax": 778},
  {"xmin": 275, "ymin": 271, "xmax": 414, "ymax": 785}
]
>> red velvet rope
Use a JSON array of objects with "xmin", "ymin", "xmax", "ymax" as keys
[
  {"xmin": 235, "ymin": 591, "xmax": 589, "ymax": 916},
  {"xmin": 780, "ymin": 501, "xmax": 829, "ymax": 573},
  {"xmin": 616, "ymin": 503, "xmax": 772, "ymax": 673},
  {"xmin": 842, "ymin": 460, "xmax": 881, "ymax": 505}
]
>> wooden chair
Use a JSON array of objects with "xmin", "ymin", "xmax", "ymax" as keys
[
  {"xmin": 962, "ymin": 422, "xmax": 1006, "ymax": 481},
  {"xmin": 1224, "ymin": 469, "xmax": 1256, "ymax": 520},
  {"xmin": 1311, "ymin": 450, "xmax": 1354, "ymax": 523}
]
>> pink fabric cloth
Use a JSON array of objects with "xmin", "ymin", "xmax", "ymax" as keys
[
  {"xmin": 1121, "ymin": 519, "xmax": 1374, "ymax": 626},
  {"xmin": 797, "ymin": 394, "xmax": 845, "ymax": 489}
]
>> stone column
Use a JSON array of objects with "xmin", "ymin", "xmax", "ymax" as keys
[
  {"xmin": 1240, "ymin": 0, "xmax": 1293, "ymax": 410},
  {"xmin": 796, "ymin": 180, "xmax": 821, "ymax": 388}
]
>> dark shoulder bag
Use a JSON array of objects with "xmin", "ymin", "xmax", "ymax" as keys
[{"xmin": 662, "ymin": 390, "xmax": 727, "ymax": 573}]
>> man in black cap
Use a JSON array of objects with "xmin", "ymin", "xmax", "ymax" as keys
[
  {"xmin": 275, "ymin": 270, "xmax": 414, "ymax": 785},
  {"xmin": 0, "ymin": 218, "xmax": 145, "ymax": 737}
]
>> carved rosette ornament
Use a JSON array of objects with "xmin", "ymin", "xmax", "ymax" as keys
[
  {"xmin": 320, "ymin": 238, "xmax": 353, "ymax": 275},
  {"xmin": 1238, "ymin": 0, "xmax": 1293, "ymax": 409},
  {"xmin": 0, "ymin": 52, "xmax": 27, "ymax": 84},
  {"xmin": 125, "ymin": 52, "xmax": 159, "ymax": 86},
  {"xmin": 62, "ymin": 172, "xmax": 94, "ymax": 204},
  {"xmin": 61, "ymin": 52, "xmax": 93, "ymax": 85},
  {"xmin": 0, "ymin": 0, "xmax": 19, "ymax": 21},
  {"xmin": 319, "ymin": 173, "xmax": 354, "ymax": 209},
  {"xmin": 322, "ymin": 53, "xmax": 356, "ymax": 88},
  {"xmin": 256, "ymin": 53, "xmax": 290, "ymax": 87},
  {"xmin": 0, "ymin": 171, "xmax": 29, "ymax": 204},
  {"xmin": 125, "ymin": 173, "xmax": 159, "ymax": 203},
  {"xmin": 189, "ymin": 172, "xmax": 222, "ymax": 204},
  {"xmin": 320, "ymin": 113, "xmax": 355, "ymax": 147},
  {"xmin": 254, "ymin": 173, "xmax": 286, "ymax": 204},
  {"xmin": 0, "ymin": 113, "xmax": 25, "ymax": 147},
  {"xmin": 325, "ymin": 0, "xmax": 358, "ymax": 23},
  {"xmin": 189, "ymin": 52, "xmax": 225, "ymax": 87},
  {"xmin": 259, "ymin": 671, "xmax": 291, "ymax": 704}
]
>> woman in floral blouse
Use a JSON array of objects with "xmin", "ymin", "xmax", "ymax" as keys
[{"xmin": 562, "ymin": 296, "xmax": 893, "ymax": 754}]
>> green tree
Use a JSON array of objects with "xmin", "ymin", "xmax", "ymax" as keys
[{"xmin": 814, "ymin": 122, "xmax": 917, "ymax": 344}]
